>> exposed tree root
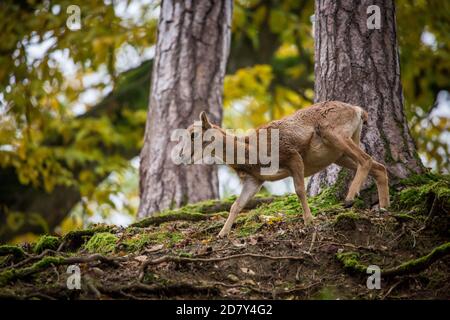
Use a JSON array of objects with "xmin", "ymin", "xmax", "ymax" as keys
[
  {"xmin": 0, "ymin": 254, "xmax": 121, "ymax": 286},
  {"xmin": 383, "ymin": 242, "xmax": 450, "ymax": 277},
  {"xmin": 336, "ymin": 242, "xmax": 450, "ymax": 278},
  {"xmin": 0, "ymin": 245, "xmax": 26, "ymax": 259},
  {"xmin": 132, "ymin": 197, "xmax": 274, "ymax": 228},
  {"xmin": 97, "ymin": 281, "xmax": 221, "ymax": 298},
  {"xmin": 131, "ymin": 212, "xmax": 212, "ymax": 228},
  {"xmin": 1, "ymin": 249, "xmax": 57, "ymax": 271},
  {"xmin": 59, "ymin": 226, "xmax": 114, "ymax": 251}
]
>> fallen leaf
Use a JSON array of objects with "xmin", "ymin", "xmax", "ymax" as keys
[
  {"xmin": 240, "ymin": 267, "xmax": 256, "ymax": 275},
  {"xmin": 134, "ymin": 255, "xmax": 148, "ymax": 262},
  {"xmin": 145, "ymin": 244, "xmax": 164, "ymax": 253},
  {"xmin": 227, "ymin": 274, "xmax": 240, "ymax": 282}
]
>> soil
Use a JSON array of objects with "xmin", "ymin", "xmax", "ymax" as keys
[{"xmin": 0, "ymin": 199, "xmax": 449, "ymax": 300}]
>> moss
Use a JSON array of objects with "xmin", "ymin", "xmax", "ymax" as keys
[
  {"xmin": 237, "ymin": 221, "xmax": 264, "ymax": 237},
  {"xmin": 308, "ymin": 187, "xmax": 341, "ymax": 215},
  {"xmin": 352, "ymin": 198, "xmax": 365, "ymax": 209},
  {"xmin": 333, "ymin": 212, "xmax": 363, "ymax": 230},
  {"xmin": 384, "ymin": 242, "xmax": 450, "ymax": 277},
  {"xmin": 84, "ymin": 232, "xmax": 118, "ymax": 255},
  {"xmin": 121, "ymin": 233, "xmax": 152, "ymax": 252},
  {"xmin": 335, "ymin": 212, "xmax": 359, "ymax": 223},
  {"xmin": 0, "ymin": 256, "xmax": 64, "ymax": 286},
  {"xmin": 63, "ymin": 226, "xmax": 113, "ymax": 241},
  {"xmin": 176, "ymin": 251, "xmax": 194, "ymax": 258},
  {"xmin": 314, "ymin": 286, "xmax": 339, "ymax": 300},
  {"xmin": 62, "ymin": 225, "xmax": 114, "ymax": 250},
  {"xmin": 393, "ymin": 213, "xmax": 416, "ymax": 222},
  {"xmin": 33, "ymin": 235, "xmax": 61, "ymax": 254},
  {"xmin": 0, "ymin": 245, "xmax": 26, "ymax": 258},
  {"xmin": 336, "ymin": 243, "xmax": 450, "ymax": 278},
  {"xmin": 153, "ymin": 231, "xmax": 184, "ymax": 246},
  {"xmin": 131, "ymin": 212, "xmax": 207, "ymax": 228},
  {"xmin": 261, "ymin": 194, "xmax": 299, "ymax": 216},
  {"xmin": 131, "ymin": 195, "xmax": 272, "ymax": 228},
  {"xmin": 0, "ymin": 269, "xmax": 14, "ymax": 287},
  {"xmin": 335, "ymin": 252, "xmax": 367, "ymax": 274},
  {"xmin": 393, "ymin": 173, "xmax": 450, "ymax": 213}
]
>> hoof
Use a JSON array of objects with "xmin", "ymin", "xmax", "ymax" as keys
[
  {"xmin": 343, "ymin": 200, "xmax": 354, "ymax": 208},
  {"xmin": 304, "ymin": 215, "xmax": 314, "ymax": 226},
  {"xmin": 217, "ymin": 230, "xmax": 230, "ymax": 238}
]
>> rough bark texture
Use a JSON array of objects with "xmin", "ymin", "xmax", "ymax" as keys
[
  {"xmin": 308, "ymin": 0, "xmax": 423, "ymax": 197},
  {"xmin": 138, "ymin": 0, "xmax": 232, "ymax": 217}
]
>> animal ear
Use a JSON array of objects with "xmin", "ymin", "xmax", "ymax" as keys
[{"xmin": 199, "ymin": 111, "xmax": 212, "ymax": 129}]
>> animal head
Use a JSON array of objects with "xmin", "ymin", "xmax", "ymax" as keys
[{"xmin": 182, "ymin": 111, "xmax": 223, "ymax": 164}]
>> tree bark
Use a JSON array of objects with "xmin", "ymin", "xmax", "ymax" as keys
[
  {"xmin": 308, "ymin": 0, "xmax": 423, "ymax": 197},
  {"xmin": 138, "ymin": 0, "xmax": 233, "ymax": 217}
]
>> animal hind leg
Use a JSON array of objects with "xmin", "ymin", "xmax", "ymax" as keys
[
  {"xmin": 321, "ymin": 131, "xmax": 373, "ymax": 206},
  {"xmin": 335, "ymin": 156, "xmax": 390, "ymax": 209}
]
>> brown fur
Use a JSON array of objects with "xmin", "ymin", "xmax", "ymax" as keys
[{"xmin": 186, "ymin": 101, "xmax": 390, "ymax": 237}]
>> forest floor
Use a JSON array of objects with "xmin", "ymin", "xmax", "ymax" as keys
[{"xmin": 0, "ymin": 173, "xmax": 449, "ymax": 300}]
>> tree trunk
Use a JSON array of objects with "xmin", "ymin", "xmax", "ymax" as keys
[
  {"xmin": 308, "ymin": 0, "xmax": 423, "ymax": 197},
  {"xmin": 138, "ymin": 0, "xmax": 233, "ymax": 217}
]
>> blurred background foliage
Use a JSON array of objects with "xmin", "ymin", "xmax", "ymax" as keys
[{"xmin": 0, "ymin": 0, "xmax": 448, "ymax": 241}]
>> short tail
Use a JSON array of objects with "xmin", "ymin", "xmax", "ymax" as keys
[{"xmin": 362, "ymin": 110, "xmax": 368, "ymax": 124}]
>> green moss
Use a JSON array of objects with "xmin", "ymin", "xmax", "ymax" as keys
[
  {"xmin": 335, "ymin": 252, "xmax": 367, "ymax": 274},
  {"xmin": 309, "ymin": 187, "xmax": 341, "ymax": 215},
  {"xmin": 0, "ymin": 245, "xmax": 26, "ymax": 258},
  {"xmin": 175, "ymin": 251, "xmax": 194, "ymax": 258},
  {"xmin": 132, "ymin": 212, "xmax": 207, "ymax": 228},
  {"xmin": 84, "ymin": 232, "xmax": 118, "ymax": 254},
  {"xmin": 384, "ymin": 242, "xmax": 450, "ymax": 277},
  {"xmin": 314, "ymin": 287, "xmax": 339, "ymax": 300},
  {"xmin": 0, "ymin": 269, "xmax": 14, "ymax": 287},
  {"xmin": 393, "ymin": 213, "xmax": 416, "ymax": 222},
  {"xmin": 0, "ymin": 256, "xmax": 64, "ymax": 286},
  {"xmin": 121, "ymin": 233, "xmax": 152, "ymax": 252},
  {"xmin": 237, "ymin": 221, "xmax": 264, "ymax": 237},
  {"xmin": 334, "ymin": 212, "xmax": 359, "ymax": 223},
  {"xmin": 153, "ymin": 231, "xmax": 184, "ymax": 246},
  {"xmin": 33, "ymin": 235, "xmax": 61, "ymax": 254},
  {"xmin": 393, "ymin": 173, "xmax": 450, "ymax": 213},
  {"xmin": 352, "ymin": 198, "xmax": 365, "ymax": 209},
  {"xmin": 61, "ymin": 225, "xmax": 114, "ymax": 251}
]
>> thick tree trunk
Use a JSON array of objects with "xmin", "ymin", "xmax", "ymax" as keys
[
  {"xmin": 308, "ymin": 0, "xmax": 423, "ymax": 197},
  {"xmin": 138, "ymin": 0, "xmax": 232, "ymax": 217}
]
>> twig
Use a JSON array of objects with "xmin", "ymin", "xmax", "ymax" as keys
[
  {"xmin": 0, "ymin": 254, "xmax": 122, "ymax": 286},
  {"xmin": 308, "ymin": 230, "xmax": 317, "ymax": 253},
  {"xmin": 381, "ymin": 280, "xmax": 402, "ymax": 299}
]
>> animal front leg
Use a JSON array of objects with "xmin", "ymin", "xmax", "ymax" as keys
[
  {"xmin": 289, "ymin": 153, "xmax": 314, "ymax": 225},
  {"xmin": 218, "ymin": 176, "xmax": 262, "ymax": 238}
]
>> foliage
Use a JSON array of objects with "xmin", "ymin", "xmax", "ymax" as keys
[
  {"xmin": 0, "ymin": 0, "xmax": 448, "ymax": 240},
  {"xmin": 0, "ymin": 0, "xmax": 155, "ymax": 234}
]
